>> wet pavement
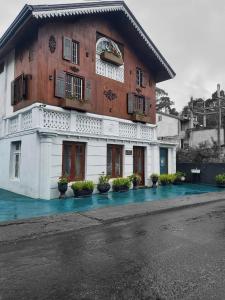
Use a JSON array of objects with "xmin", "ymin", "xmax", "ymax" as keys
[{"xmin": 1, "ymin": 201, "xmax": 225, "ymax": 299}]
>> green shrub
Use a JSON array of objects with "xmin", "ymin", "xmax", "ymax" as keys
[
  {"xmin": 129, "ymin": 173, "xmax": 141, "ymax": 183},
  {"xmin": 98, "ymin": 174, "xmax": 110, "ymax": 184},
  {"xmin": 215, "ymin": 174, "xmax": 225, "ymax": 185},
  {"xmin": 112, "ymin": 177, "xmax": 131, "ymax": 189},
  {"xmin": 58, "ymin": 175, "xmax": 69, "ymax": 184},
  {"xmin": 159, "ymin": 174, "xmax": 175, "ymax": 185},
  {"xmin": 150, "ymin": 173, "xmax": 159, "ymax": 180},
  {"xmin": 71, "ymin": 181, "xmax": 95, "ymax": 191}
]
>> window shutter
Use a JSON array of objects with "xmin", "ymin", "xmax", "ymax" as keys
[
  {"xmin": 63, "ymin": 37, "xmax": 72, "ymax": 61},
  {"xmin": 11, "ymin": 81, "xmax": 15, "ymax": 105},
  {"xmin": 144, "ymin": 97, "xmax": 151, "ymax": 115},
  {"xmin": 85, "ymin": 79, "xmax": 92, "ymax": 101},
  {"xmin": 55, "ymin": 70, "xmax": 66, "ymax": 98},
  {"xmin": 127, "ymin": 93, "xmax": 135, "ymax": 114},
  {"xmin": 141, "ymin": 72, "xmax": 147, "ymax": 88},
  {"xmin": 21, "ymin": 74, "xmax": 28, "ymax": 100}
]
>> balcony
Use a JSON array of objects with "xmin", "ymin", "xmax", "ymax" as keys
[{"xmin": 2, "ymin": 103, "xmax": 157, "ymax": 142}]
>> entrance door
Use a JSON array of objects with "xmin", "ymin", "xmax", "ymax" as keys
[
  {"xmin": 160, "ymin": 148, "xmax": 168, "ymax": 174},
  {"xmin": 133, "ymin": 146, "xmax": 145, "ymax": 185}
]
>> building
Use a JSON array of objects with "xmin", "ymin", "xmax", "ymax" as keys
[
  {"xmin": 156, "ymin": 112, "xmax": 182, "ymax": 145},
  {"xmin": 0, "ymin": 1, "xmax": 176, "ymax": 199}
]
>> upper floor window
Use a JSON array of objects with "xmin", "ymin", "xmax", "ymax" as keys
[
  {"xmin": 136, "ymin": 68, "xmax": 143, "ymax": 86},
  {"xmin": 127, "ymin": 93, "xmax": 150, "ymax": 116},
  {"xmin": 55, "ymin": 70, "xmax": 91, "ymax": 101},
  {"xmin": 136, "ymin": 67, "xmax": 147, "ymax": 88},
  {"xmin": 158, "ymin": 115, "xmax": 162, "ymax": 122},
  {"xmin": 96, "ymin": 35, "xmax": 124, "ymax": 82},
  {"xmin": 63, "ymin": 36, "xmax": 79, "ymax": 65},
  {"xmin": 65, "ymin": 74, "xmax": 83, "ymax": 100},
  {"xmin": 11, "ymin": 74, "xmax": 28, "ymax": 105}
]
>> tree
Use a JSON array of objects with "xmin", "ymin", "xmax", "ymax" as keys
[{"xmin": 156, "ymin": 87, "xmax": 179, "ymax": 116}]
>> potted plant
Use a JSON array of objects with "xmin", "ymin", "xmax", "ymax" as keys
[
  {"xmin": 112, "ymin": 177, "xmax": 131, "ymax": 192},
  {"xmin": 97, "ymin": 173, "xmax": 111, "ymax": 194},
  {"xmin": 129, "ymin": 173, "xmax": 141, "ymax": 189},
  {"xmin": 159, "ymin": 174, "xmax": 170, "ymax": 186},
  {"xmin": 71, "ymin": 180, "xmax": 95, "ymax": 197},
  {"xmin": 58, "ymin": 175, "xmax": 69, "ymax": 198},
  {"xmin": 215, "ymin": 173, "xmax": 225, "ymax": 187},
  {"xmin": 173, "ymin": 172, "xmax": 186, "ymax": 185},
  {"xmin": 150, "ymin": 173, "xmax": 159, "ymax": 187}
]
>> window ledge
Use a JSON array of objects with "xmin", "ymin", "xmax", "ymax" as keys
[{"xmin": 60, "ymin": 99, "xmax": 92, "ymax": 112}]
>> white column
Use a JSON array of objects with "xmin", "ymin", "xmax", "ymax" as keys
[
  {"xmin": 152, "ymin": 144, "xmax": 160, "ymax": 175},
  {"xmin": 39, "ymin": 134, "xmax": 53, "ymax": 199},
  {"xmin": 124, "ymin": 143, "xmax": 133, "ymax": 177}
]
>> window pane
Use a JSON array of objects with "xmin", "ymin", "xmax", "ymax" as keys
[
  {"xmin": 72, "ymin": 41, "xmax": 79, "ymax": 64},
  {"xmin": 115, "ymin": 147, "xmax": 122, "ymax": 177},
  {"xmin": 107, "ymin": 146, "xmax": 112, "ymax": 176},
  {"xmin": 65, "ymin": 74, "xmax": 83, "ymax": 100},
  {"xmin": 75, "ymin": 145, "xmax": 83, "ymax": 178},
  {"xmin": 63, "ymin": 144, "xmax": 72, "ymax": 176},
  {"xmin": 14, "ymin": 153, "xmax": 20, "ymax": 178}
]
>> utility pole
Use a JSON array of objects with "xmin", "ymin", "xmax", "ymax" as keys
[{"xmin": 217, "ymin": 84, "xmax": 222, "ymax": 161}]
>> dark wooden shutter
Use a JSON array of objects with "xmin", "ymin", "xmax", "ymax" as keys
[
  {"xmin": 55, "ymin": 70, "xmax": 66, "ymax": 98},
  {"xmin": 127, "ymin": 93, "xmax": 135, "ymax": 114},
  {"xmin": 22, "ymin": 74, "xmax": 28, "ymax": 100},
  {"xmin": 63, "ymin": 37, "xmax": 72, "ymax": 61},
  {"xmin": 85, "ymin": 79, "xmax": 92, "ymax": 101},
  {"xmin": 144, "ymin": 97, "xmax": 151, "ymax": 115},
  {"xmin": 141, "ymin": 72, "xmax": 147, "ymax": 88},
  {"xmin": 11, "ymin": 81, "xmax": 15, "ymax": 105}
]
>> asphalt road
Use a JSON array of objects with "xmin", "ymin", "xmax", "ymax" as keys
[{"xmin": 1, "ymin": 201, "xmax": 225, "ymax": 300}]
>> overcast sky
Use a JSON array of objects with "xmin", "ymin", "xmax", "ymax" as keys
[{"xmin": 0, "ymin": 0, "xmax": 224, "ymax": 111}]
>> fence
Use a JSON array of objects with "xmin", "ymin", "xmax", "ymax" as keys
[{"xmin": 177, "ymin": 163, "xmax": 225, "ymax": 184}]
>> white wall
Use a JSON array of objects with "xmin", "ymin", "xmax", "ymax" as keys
[
  {"xmin": 47, "ymin": 135, "xmax": 162, "ymax": 199},
  {"xmin": 157, "ymin": 113, "xmax": 179, "ymax": 137},
  {"xmin": 189, "ymin": 128, "xmax": 224, "ymax": 147},
  {"xmin": 0, "ymin": 132, "xmax": 40, "ymax": 198}
]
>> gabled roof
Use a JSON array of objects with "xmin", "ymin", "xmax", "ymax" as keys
[{"xmin": 0, "ymin": 1, "xmax": 175, "ymax": 83}]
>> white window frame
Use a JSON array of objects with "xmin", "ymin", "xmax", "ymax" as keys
[
  {"xmin": 72, "ymin": 41, "xmax": 79, "ymax": 65},
  {"xmin": 10, "ymin": 141, "xmax": 21, "ymax": 180}
]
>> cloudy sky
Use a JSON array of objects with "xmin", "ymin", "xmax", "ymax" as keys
[{"xmin": 0, "ymin": 0, "xmax": 224, "ymax": 111}]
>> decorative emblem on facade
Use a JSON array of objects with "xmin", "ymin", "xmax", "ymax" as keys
[
  {"xmin": 49, "ymin": 36, "xmax": 56, "ymax": 53},
  {"xmin": 104, "ymin": 89, "xmax": 117, "ymax": 101}
]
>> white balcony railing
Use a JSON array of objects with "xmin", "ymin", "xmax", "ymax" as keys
[{"xmin": 2, "ymin": 103, "xmax": 156, "ymax": 142}]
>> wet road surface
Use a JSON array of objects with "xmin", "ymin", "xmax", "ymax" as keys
[{"xmin": 1, "ymin": 201, "xmax": 225, "ymax": 300}]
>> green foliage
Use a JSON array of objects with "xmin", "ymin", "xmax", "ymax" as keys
[
  {"xmin": 175, "ymin": 171, "xmax": 185, "ymax": 180},
  {"xmin": 58, "ymin": 175, "xmax": 69, "ymax": 184},
  {"xmin": 156, "ymin": 87, "xmax": 178, "ymax": 116},
  {"xmin": 112, "ymin": 177, "xmax": 131, "ymax": 189},
  {"xmin": 215, "ymin": 174, "xmax": 225, "ymax": 185},
  {"xmin": 150, "ymin": 173, "xmax": 159, "ymax": 180},
  {"xmin": 98, "ymin": 174, "xmax": 110, "ymax": 184},
  {"xmin": 176, "ymin": 141, "xmax": 223, "ymax": 163},
  {"xmin": 129, "ymin": 173, "xmax": 141, "ymax": 183},
  {"xmin": 71, "ymin": 181, "xmax": 94, "ymax": 191},
  {"xmin": 159, "ymin": 174, "xmax": 176, "ymax": 185}
]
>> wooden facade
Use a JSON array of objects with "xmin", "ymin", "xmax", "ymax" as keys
[{"xmin": 13, "ymin": 15, "xmax": 156, "ymax": 124}]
